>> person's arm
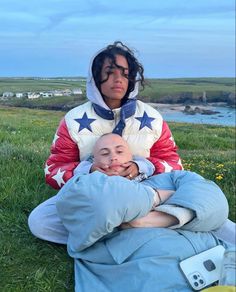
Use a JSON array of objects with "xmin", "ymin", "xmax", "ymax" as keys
[
  {"xmin": 147, "ymin": 171, "xmax": 229, "ymax": 232},
  {"xmin": 128, "ymin": 171, "xmax": 229, "ymax": 231},
  {"xmin": 120, "ymin": 211, "xmax": 179, "ymax": 229},
  {"xmin": 45, "ymin": 118, "xmax": 81, "ymax": 189},
  {"xmin": 148, "ymin": 121, "xmax": 183, "ymax": 174},
  {"xmin": 120, "ymin": 189, "xmax": 194, "ymax": 229}
]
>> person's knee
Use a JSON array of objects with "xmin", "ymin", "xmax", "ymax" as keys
[
  {"xmin": 28, "ymin": 207, "xmax": 47, "ymax": 240},
  {"xmin": 28, "ymin": 202, "xmax": 68, "ymax": 244}
]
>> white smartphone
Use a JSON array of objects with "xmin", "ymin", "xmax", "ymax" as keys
[{"xmin": 179, "ymin": 245, "xmax": 225, "ymax": 291}]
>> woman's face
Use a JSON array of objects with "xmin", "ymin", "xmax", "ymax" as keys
[{"xmin": 100, "ymin": 55, "xmax": 129, "ymax": 109}]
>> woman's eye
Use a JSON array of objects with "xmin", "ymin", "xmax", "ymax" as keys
[
  {"xmin": 105, "ymin": 68, "xmax": 128, "ymax": 77},
  {"xmin": 106, "ymin": 68, "xmax": 114, "ymax": 74},
  {"xmin": 122, "ymin": 70, "xmax": 129, "ymax": 78}
]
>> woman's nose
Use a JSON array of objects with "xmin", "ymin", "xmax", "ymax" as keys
[{"xmin": 113, "ymin": 68, "xmax": 122, "ymax": 79}]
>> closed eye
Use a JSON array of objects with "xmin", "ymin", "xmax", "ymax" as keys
[
  {"xmin": 117, "ymin": 150, "xmax": 124, "ymax": 154},
  {"xmin": 105, "ymin": 66, "xmax": 129, "ymax": 78},
  {"xmin": 100, "ymin": 152, "xmax": 109, "ymax": 156}
]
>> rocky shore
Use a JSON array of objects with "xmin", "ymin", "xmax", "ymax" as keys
[
  {"xmin": 148, "ymin": 102, "xmax": 235, "ymax": 126},
  {"xmin": 149, "ymin": 102, "xmax": 233, "ymax": 116}
]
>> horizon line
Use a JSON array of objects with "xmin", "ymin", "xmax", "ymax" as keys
[{"xmin": 0, "ymin": 76, "xmax": 235, "ymax": 79}]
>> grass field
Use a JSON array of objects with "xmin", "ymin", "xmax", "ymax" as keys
[
  {"xmin": 141, "ymin": 77, "xmax": 235, "ymax": 102},
  {"xmin": 0, "ymin": 106, "xmax": 235, "ymax": 291},
  {"xmin": 0, "ymin": 77, "xmax": 86, "ymax": 93},
  {"xmin": 0, "ymin": 77, "xmax": 235, "ymax": 108},
  {"xmin": 0, "ymin": 77, "xmax": 234, "ymax": 94}
]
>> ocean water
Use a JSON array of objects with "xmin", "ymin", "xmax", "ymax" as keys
[{"xmin": 157, "ymin": 105, "xmax": 235, "ymax": 127}]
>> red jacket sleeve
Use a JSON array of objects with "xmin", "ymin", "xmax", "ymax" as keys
[
  {"xmin": 148, "ymin": 121, "xmax": 183, "ymax": 174},
  {"xmin": 44, "ymin": 118, "xmax": 80, "ymax": 189}
]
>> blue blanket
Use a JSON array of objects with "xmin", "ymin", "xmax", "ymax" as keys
[{"xmin": 57, "ymin": 171, "xmax": 229, "ymax": 291}]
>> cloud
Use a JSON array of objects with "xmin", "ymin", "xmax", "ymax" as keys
[{"xmin": 0, "ymin": 0, "xmax": 234, "ymax": 77}]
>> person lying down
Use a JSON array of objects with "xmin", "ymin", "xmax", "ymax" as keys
[
  {"xmin": 56, "ymin": 133, "xmax": 229, "ymax": 251},
  {"xmin": 91, "ymin": 133, "xmax": 193, "ymax": 229},
  {"xmin": 55, "ymin": 133, "xmax": 231, "ymax": 292}
]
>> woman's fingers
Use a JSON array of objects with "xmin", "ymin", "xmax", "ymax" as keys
[{"xmin": 119, "ymin": 162, "xmax": 139, "ymax": 179}]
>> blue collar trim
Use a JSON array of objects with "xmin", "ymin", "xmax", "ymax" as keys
[{"xmin": 92, "ymin": 99, "xmax": 137, "ymax": 135}]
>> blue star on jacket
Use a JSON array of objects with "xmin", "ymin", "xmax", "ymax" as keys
[
  {"xmin": 135, "ymin": 111, "xmax": 155, "ymax": 130},
  {"xmin": 74, "ymin": 113, "xmax": 96, "ymax": 132}
]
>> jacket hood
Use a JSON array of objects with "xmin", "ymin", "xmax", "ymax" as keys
[{"xmin": 86, "ymin": 47, "xmax": 139, "ymax": 110}]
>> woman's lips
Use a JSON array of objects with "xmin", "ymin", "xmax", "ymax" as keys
[{"xmin": 111, "ymin": 86, "xmax": 123, "ymax": 91}]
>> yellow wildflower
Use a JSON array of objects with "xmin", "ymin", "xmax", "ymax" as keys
[{"xmin": 216, "ymin": 164, "xmax": 224, "ymax": 168}]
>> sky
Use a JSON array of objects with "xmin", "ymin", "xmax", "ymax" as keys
[{"xmin": 0, "ymin": 0, "xmax": 235, "ymax": 78}]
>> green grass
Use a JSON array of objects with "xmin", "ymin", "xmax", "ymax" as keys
[
  {"xmin": 0, "ymin": 77, "xmax": 234, "ymax": 94},
  {"xmin": 0, "ymin": 77, "xmax": 88, "ymax": 111},
  {"xmin": 140, "ymin": 77, "xmax": 235, "ymax": 102},
  {"xmin": 0, "ymin": 95, "xmax": 87, "ymax": 111},
  {"xmin": 0, "ymin": 107, "xmax": 74, "ymax": 291},
  {"xmin": 0, "ymin": 106, "xmax": 235, "ymax": 291},
  {"xmin": 0, "ymin": 77, "xmax": 235, "ymax": 108},
  {"xmin": 0, "ymin": 77, "xmax": 86, "ymax": 93}
]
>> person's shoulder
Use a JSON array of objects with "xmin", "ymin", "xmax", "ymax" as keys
[
  {"xmin": 65, "ymin": 101, "xmax": 92, "ymax": 119},
  {"xmin": 136, "ymin": 100, "xmax": 163, "ymax": 119},
  {"xmin": 136, "ymin": 100, "xmax": 159, "ymax": 111}
]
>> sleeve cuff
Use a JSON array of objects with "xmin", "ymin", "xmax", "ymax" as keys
[
  {"xmin": 154, "ymin": 204, "xmax": 195, "ymax": 229},
  {"xmin": 133, "ymin": 156, "xmax": 155, "ymax": 177}
]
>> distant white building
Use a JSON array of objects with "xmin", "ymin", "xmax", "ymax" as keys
[
  {"xmin": 72, "ymin": 88, "xmax": 82, "ymax": 95},
  {"xmin": 62, "ymin": 89, "xmax": 73, "ymax": 96},
  {"xmin": 40, "ymin": 92, "xmax": 54, "ymax": 98},
  {"xmin": 16, "ymin": 92, "xmax": 27, "ymax": 98},
  {"xmin": 28, "ymin": 92, "xmax": 40, "ymax": 99},
  {"xmin": 53, "ymin": 90, "xmax": 64, "ymax": 96},
  {"xmin": 3, "ymin": 92, "xmax": 14, "ymax": 98}
]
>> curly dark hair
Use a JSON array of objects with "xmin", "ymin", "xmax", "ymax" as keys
[{"xmin": 92, "ymin": 41, "xmax": 145, "ymax": 100}]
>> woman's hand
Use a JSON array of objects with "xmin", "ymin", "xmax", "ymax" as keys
[
  {"xmin": 91, "ymin": 161, "xmax": 139, "ymax": 180},
  {"xmin": 118, "ymin": 161, "xmax": 139, "ymax": 180}
]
